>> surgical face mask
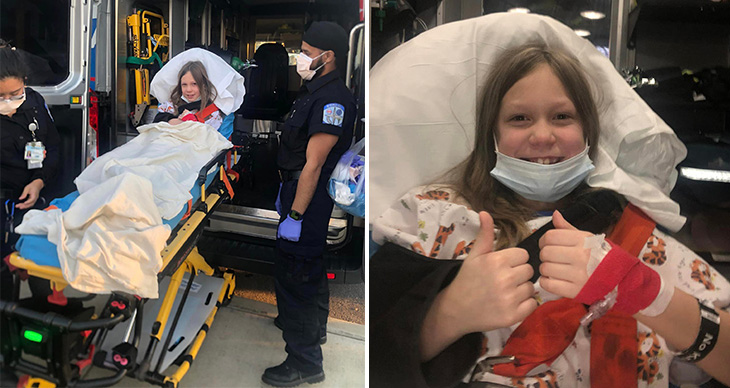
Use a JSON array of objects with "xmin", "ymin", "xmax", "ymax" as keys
[
  {"xmin": 296, "ymin": 52, "xmax": 327, "ymax": 81},
  {"xmin": 181, "ymin": 95, "xmax": 201, "ymax": 104},
  {"xmin": 490, "ymin": 144, "xmax": 595, "ymax": 203},
  {"xmin": 0, "ymin": 92, "xmax": 25, "ymax": 115}
]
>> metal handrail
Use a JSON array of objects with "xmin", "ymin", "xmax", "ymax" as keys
[{"xmin": 345, "ymin": 23, "xmax": 364, "ymax": 89}]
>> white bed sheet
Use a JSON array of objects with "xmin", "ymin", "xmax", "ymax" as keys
[{"xmin": 16, "ymin": 121, "xmax": 232, "ymax": 297}]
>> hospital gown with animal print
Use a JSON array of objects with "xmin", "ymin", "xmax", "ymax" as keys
[
  {"xmin": 157, "ymin": 101, "xmax": 223, "ymax": 130},
  {"xmin": 372, "ymin": 186, "xmax": 730, "ymax": 388}
]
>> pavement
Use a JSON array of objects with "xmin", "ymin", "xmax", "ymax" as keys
[
  {"xmin": 232, "ymin": 271, "xmax": 365, "ymax": 325},
  {"xmin": 5, "ymin": 268, "xmax": 365, "ymax": 388},
  {"xmin": 84, "ymin": 296, "xmax": 365, "ymax": 387}
]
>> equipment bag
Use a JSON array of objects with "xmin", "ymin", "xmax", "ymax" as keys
[{"xmin": 328, "ymin": 138, "xmax": 365, "ymax": 218}]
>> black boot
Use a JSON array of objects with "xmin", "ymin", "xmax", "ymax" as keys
[{"xmin": 261, "ymin": 361, "xmax": 325, "ymax": 387}]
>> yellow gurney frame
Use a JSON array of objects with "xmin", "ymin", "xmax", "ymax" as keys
[{"xmin": 0, "ymin": 149, "xmax": 238, "ymax": 388}]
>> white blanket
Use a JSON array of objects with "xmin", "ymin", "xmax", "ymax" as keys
[
  {"xmin": 17, "ymin": 174, "xmax": 169, "ymax": 297},
  {"xmin": 76, "ymin": 121, "xmax": 232, "ymax": 220},
  {"xmin": 17, "ymin": 121, "xmax": 233, "ymax": 297},
  {"xmin": 150, "ymin": 48, "xmax": 245, "ymax": 115}
]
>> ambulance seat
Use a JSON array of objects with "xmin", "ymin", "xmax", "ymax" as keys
[{"xmin": 238, "ymin": 43, "xmax": 291, "ymax": 121}]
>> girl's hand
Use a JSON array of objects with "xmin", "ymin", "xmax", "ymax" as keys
[
  {"xmin": 16, "ymin": 179, "xmax": 44, "ymax": 210},
  {"xmin": 420, "ymin": 211, "xmax": 537, "ymax": 360},
  {"xmin": 537, "ymin": 210, "xmax": 594, "ymax": 298},
  {"xmin": 168, "ymin": 118, "xmax": 184, "ymax": 125},
  {"xmin": 440, "ymin": 211, "xmax": 537, "ymax": 334}
]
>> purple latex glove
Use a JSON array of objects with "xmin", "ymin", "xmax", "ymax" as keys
[
  {"xmin": 277, "ymin": 215, "xmax": 302, "ymax": 241},
  {"xmin": 275, "ymin": 183, "xmax": 282, "ymax": 216}
]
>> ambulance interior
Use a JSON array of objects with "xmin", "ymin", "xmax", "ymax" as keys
[
  {"xmin": 0, "ymin": 0, "xmax": 365, "ymax": 284},
  {"xmin": 0, "ymin": 1, "xmax": 363, "ymax": 386}
]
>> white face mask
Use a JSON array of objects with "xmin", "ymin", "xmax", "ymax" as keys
[
  {"xmin": 0, "ymin": 92, "xmax": 26, "ymax": 115},
  {"xmin": 490, "ymin": 144, "xmax": 595, "ymax": 203},
  {"xmin": 181, "ymin": 95, "xmax": 201, "ymax": 104},
  {"xmin": 296, "ymin": 52, "xmax": 327, "ymax": 81}
]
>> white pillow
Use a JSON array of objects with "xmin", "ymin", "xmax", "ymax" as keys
[
  {"xmin": 369, "ymin": 12, "xmax": 687, "ymax": 231},
  {"xmin": 150, "ymin": 48, "xmax": 246, "ymax": 115}
]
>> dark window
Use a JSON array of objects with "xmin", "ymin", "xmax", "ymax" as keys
[
  {"xmin": 0, "ymin": 0, "xmax": 71, "ymax": 86},
  {"xmin": 210, "ymin": 6, "xmax": 223, "ymax": 50}
]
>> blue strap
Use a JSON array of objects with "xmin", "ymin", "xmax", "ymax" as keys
[{"xmin": 4, "ymin": 200, "xmax": 14, "ymax": 218}]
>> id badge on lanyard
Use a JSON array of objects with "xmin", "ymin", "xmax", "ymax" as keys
[{"xmin": 23, "ymin": 118, "xmax": 44, "ymax": 170}]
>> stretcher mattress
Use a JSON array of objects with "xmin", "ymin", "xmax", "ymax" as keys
[{"xmin": 15, "ymin": 160, "xmax": 218, "ymax": 270}]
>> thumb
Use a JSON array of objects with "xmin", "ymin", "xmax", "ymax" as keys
[
  {"xmin": 553, "ymin": 210, "xmax": 578, "ymax": 231},
  {"xmin": 471, "ymin": 211, "xmax": 495, "ymax": 255}
]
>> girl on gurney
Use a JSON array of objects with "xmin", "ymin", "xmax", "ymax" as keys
[
  {"xmin": 150, "ymin": 48, "xmax": 244, "ymax": 139},
  {"xmin": 153, "ymin": 61, "xmax": 223, "ymax": 130},
  {"xmin": 370, "ymin": 15, "xmax": 730, "ymax": 388},
  {"xmin": 11, "ymin": 47, "xmax": 243, "ymax": 298}
]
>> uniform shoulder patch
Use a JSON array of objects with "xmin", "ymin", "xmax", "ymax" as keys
[{"xmin": 322, "ymin": 103, "xmax": 345, "ymax": 127}]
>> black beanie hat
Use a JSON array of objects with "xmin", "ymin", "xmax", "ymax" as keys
[{"xmin": 302, "ymin": 21, "xmax": 349, "ymax": 59}]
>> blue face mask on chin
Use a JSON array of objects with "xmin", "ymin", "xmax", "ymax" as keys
[
  {"xmin": 490, "ymin": 145, "xmax": 595, "ymax": 203},
  {"xmin": 181, "ymin": 95, "xmax": 201, "ymax": 104}
]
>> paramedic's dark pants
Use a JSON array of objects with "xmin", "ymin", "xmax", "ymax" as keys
[
  {"xmin": 275, "ymin": 178, "xmax": 331, "ymax": 373},
  {"xmin": 0, "ymin": 206, "xmax": 18, "ymax": 300}
]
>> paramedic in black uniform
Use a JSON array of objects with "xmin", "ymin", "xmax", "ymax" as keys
[
  {"xmin": 262, "ymin": 22, "xmax": 355, "ymax": 387},
  {"xmin": 0, "ymin": 41, "xmax": 60, "ymax": 299}
]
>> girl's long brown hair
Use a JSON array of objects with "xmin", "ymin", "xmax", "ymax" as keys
[
  {"xmin": 443, "ymin": 43, "xmax": 602, "ymax": 249},
  {"xmin": 170, "ymin": 61, "xmax": 217, "ymax": 111}
]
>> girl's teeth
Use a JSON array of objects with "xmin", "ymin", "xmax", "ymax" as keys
[{"xmin": 533, "ymin": 158, "xmax": 556, "ymax": 165}]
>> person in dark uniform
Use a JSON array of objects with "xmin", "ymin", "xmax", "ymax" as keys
[
  {"xmin": 262, "ymin": 22, "xmax": 356, "ymax": 387},
  {"xmin": 0, "ymin": 42, "xmax": 60, "ymax": 299}
]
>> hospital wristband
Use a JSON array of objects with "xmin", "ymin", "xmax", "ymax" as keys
[{"xmin": 675, "ymin": 299, "xmax": 721, "ymax": 363}]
